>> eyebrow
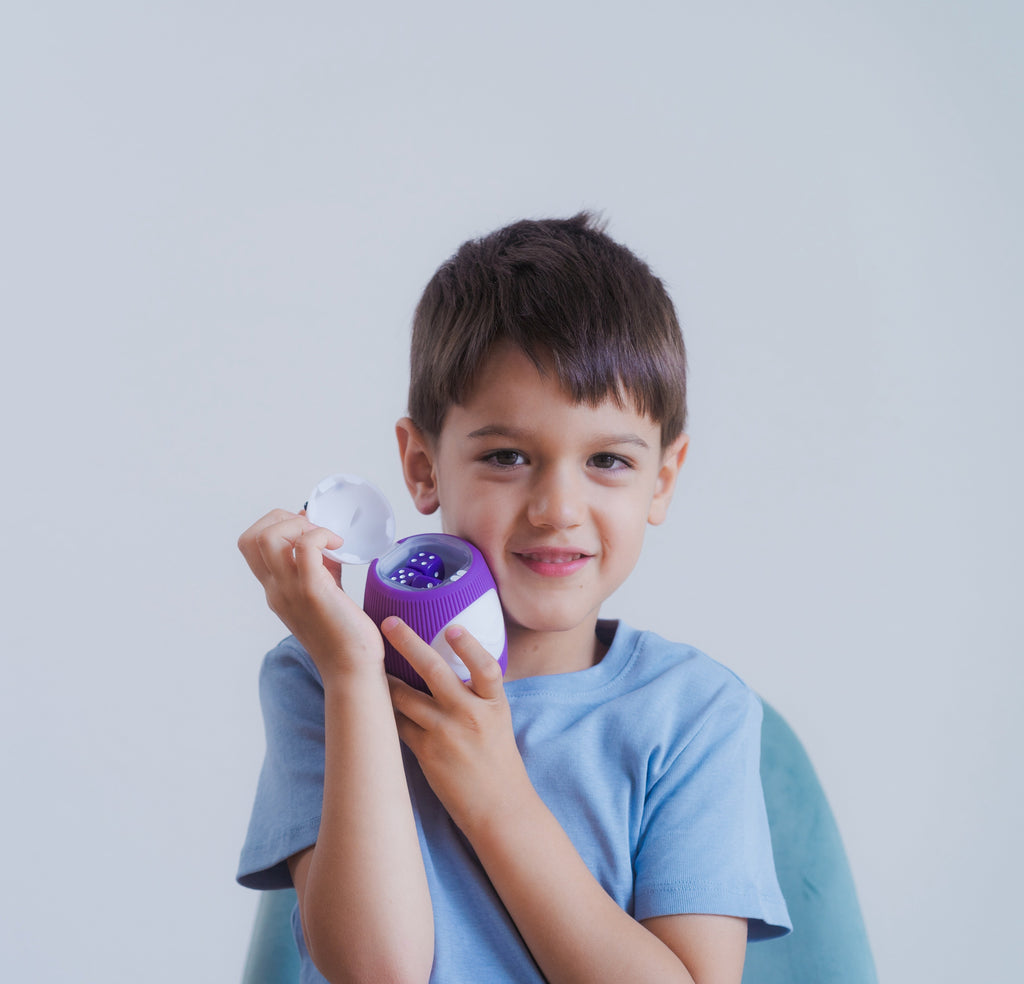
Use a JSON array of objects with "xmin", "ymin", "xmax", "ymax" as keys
[{"xmin": 466, "ymin": 425, "xmax": 651, "ymax": 450}]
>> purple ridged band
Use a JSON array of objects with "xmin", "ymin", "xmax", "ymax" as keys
[{"xmin": 363, "ymin": 533, "xmax": 508, "ymax": 691}]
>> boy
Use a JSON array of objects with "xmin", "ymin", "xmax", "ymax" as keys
[{"xmin": 237, "ymin": 214, "xmax": 791, "ymax": 984}]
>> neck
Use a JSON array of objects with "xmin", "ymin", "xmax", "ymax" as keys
[{"xmin": 501, "ymin": 617, "xmax": 608, "ymax": 681}]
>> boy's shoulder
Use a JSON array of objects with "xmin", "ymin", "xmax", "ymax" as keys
[
  {"xmin": 608, "ymin": 620, "xmax": 755, "ymax": 696},
  {"xmin": 256, "ymin": 635, "xmax": 325, "ymax": 716},
  {"xmin": 586, "ymin": 623, "xmax": 764, "ymax": 752},
  {"xmin": 508, "ymin": 620, "xmax": 759, "ymax": 728},
  {"xmin": 261, "ymin": 633, "xmax": 318, "ymax": 673}
]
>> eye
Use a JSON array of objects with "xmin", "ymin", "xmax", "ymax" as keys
[
  {"xmin": 589, "ymin": 453, "xmax": 631, "ymax": 471},
  {"xmin": 483, "ymin": 449, "xmax": 527, "ymax": 468}
]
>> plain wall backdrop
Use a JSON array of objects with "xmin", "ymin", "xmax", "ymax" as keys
[{"xmin": 2, "ymin": 2, "xmax": 1021, "ymax": 981}]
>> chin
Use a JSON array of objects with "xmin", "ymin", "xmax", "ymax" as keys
[{"xmin": 503, "ymin": 600, "xmax": 600, "ymax": 637}]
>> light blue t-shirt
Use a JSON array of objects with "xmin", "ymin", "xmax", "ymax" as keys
[{"xmin": 238, "ymin": 620, "xmax": 791, "ymax": 982}]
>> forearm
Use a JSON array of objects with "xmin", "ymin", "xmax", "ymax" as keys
[
  {"xmin": 465, "ymin": 787, "xmax": 695, "ymax": 984},
  {"xmin": 299, "ymin": 663, "xmax": 433, "ymax": 984},
  {"xmin": 239, "ymin": 512, "xmax": 434, "ymax": 980}
]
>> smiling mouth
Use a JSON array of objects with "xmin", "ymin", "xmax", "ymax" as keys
[
  {"xmin": 518, "ymin": 551, "xmax": 587, "ymax": 563},
  {"xmin": 514, "ymin": 550, "xmax": 592, "ymax": 577}
]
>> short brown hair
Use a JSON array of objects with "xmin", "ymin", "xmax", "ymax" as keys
[{"xmin": 408, "ymin": 213, "xmax": 687, "ymax": 447}]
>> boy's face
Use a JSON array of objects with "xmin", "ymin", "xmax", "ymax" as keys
[{"xmin": 398, "ymin": 344, "xmax": 688, "ymax": 665}]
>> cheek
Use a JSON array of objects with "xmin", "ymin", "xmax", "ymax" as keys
[
  {"xmin": 606, "ymin": 505, "xmax": 652, "ymax": 567},
  {"xmin": 441, "ymin": 492, "xmax": 506, "ymax": 554},
  {"xmin": 614, "ymin": 525, "xmax": 646, "ymax": 568}
]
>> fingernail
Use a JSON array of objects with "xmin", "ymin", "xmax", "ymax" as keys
[{"xmin": 445, "ymin": 625, "xmax": 464, "ymax": 641}]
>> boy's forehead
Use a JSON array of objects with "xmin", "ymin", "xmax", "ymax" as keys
[
  {"xmin": 441, "ymin": 349, "xmax": 659, "ymax": 442},
  {"xmin": 459, "ymin": 341, "xmax": 632, "ymax": 410}
]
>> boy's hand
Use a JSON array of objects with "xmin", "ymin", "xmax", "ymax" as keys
[
  {"xmin": 384, "ymin": 617, "xmax": 531, "ymax": 835},
  {"xmin": 238, "ymin": 509, "xmax": 384, "ymax": 678}
]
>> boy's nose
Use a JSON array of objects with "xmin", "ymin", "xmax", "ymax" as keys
[{"xmin": 527, "ymin": 467, "xmax": 584, "ymax": 529}]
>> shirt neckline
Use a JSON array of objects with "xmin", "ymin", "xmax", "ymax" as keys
[{"xmin": 503, "ymin": 619, "xmax": 641, "ymax": 699}]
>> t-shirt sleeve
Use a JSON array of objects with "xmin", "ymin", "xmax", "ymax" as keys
[
  {"xmin": 633, "ymin": 684, "xmax": 791, "ymax": 939},
  {"xmin": 237, "ymin": 638, "xmax": 326, "ymax": 890}
]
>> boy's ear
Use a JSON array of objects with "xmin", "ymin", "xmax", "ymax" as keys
[
  {"xmin": 647, "ymin": 433, "xmax": 689, "ymax": 526},
  {"xmin": 395, "ymin": 417, "xmax": 440, "ymax": 515}
]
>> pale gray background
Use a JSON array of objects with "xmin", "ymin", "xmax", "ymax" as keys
[{"xmin": 2, "ymin": 2, "xmax": 1021, "ymax": 981}]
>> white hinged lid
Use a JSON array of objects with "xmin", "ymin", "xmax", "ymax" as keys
[{"xmin": 304, "ymin": 473, "xmax": 396, "ymax": 565}]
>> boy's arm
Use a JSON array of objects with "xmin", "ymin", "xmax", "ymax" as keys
[
  {"xmin": 385, "ymin": 618, "xmax": 747, "ymax": 984},
  {"xmin": 239, "ymin": 511, "xmax": 433, "ymax": 984},
  {"xmin": 466, "ymin": 789, "xmax": 746, "ymax": 984}
]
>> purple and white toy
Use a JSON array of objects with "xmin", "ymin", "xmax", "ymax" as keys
[{"xmin": 305, "ymin": 474, "xmax": 508, "ymax": 692}]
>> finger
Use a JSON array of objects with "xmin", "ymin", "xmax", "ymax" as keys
[
  {"xmin": 387, "ymin": 673, "xmax": 439, "ymax": 735},
  {"xmin": 293, "ymin": 525, "xmax": 345, "ymax": 583},
  {"xmin": 381, "ymin": 616, "xmax": 465, "ymax": 703},
  {"xmin": 254, "ymin": 515, "xmax": 320, "ymax": 578},
  {"xmin": 322, "ymin": 555, "xmax": 343, "ymax": 584},
  {"xmin": 238, "ymin": 508, "xmax": 301, "ymax": 575},
  {"xmin": 298, "ymin": 506, "xmax": 347, "ymax": 580},
  {"xmin": 443, "ymin": 625, "xmax": 506, "ymax": 700}
]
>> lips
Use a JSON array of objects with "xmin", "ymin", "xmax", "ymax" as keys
[{"xmin": 514, "ymin": 548, "xmax": 592, "ymax": 578}]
